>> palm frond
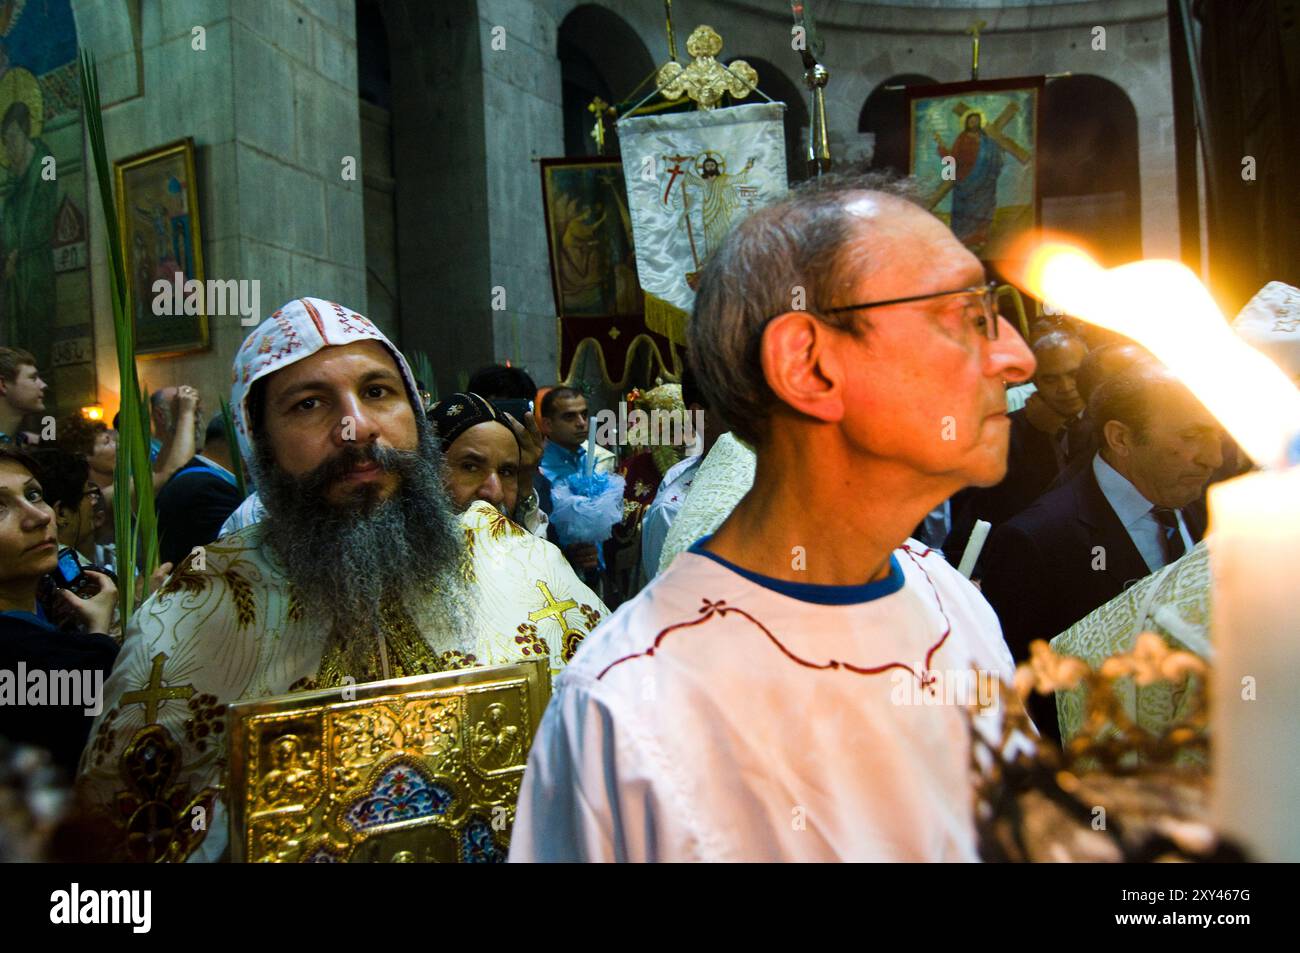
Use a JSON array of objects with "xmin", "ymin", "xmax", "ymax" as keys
[{"xmin": 80, "ymin": 50, "xmax": 159, "ymax": 616}]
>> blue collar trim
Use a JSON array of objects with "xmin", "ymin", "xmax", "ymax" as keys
[{"xmin": 687, "ymin": 536, "xmax": 906, "ymax": 606}]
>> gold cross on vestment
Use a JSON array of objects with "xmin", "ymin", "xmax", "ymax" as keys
[
  {"xmin": 529, "ymin": 581, "xmax": 580, "ymax": 631},
  {"xmin": 121, "ymin": 653, "xmax": 194, "ymax": 724}
]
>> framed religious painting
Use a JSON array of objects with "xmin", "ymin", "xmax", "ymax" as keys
[
  {"xmin": 113, "ymin": 137, "xmax": 209, "ymax": 357},
  {"xmin": 540, "ymin": 156, "xmax": 674, "ymax": 387},
  {"xmin": 540, "ymin": 156, "xmax": 641, "ymax": 322},
  {"xmin": 907, "ymin": 77, "xmax": 1044, "ymax": 263}
]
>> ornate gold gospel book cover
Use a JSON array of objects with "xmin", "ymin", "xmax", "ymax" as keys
[{"xmin": 226, "ymin": 659, "xmax": 549, "ymax": 863}]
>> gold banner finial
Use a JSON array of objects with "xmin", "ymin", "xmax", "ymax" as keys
[{"xmin": 655, "ymin": 25, "xmax": 758, "ymax": 111}]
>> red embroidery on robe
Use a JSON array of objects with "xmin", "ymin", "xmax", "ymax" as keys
[{"xmin": 598, "ymin": 545, "xmax": 956, "ymax": 688}]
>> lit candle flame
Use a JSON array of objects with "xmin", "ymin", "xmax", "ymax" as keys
[{"xmin": 1016, "ymin": 242, "xmax": 1300, "ymax": 467}]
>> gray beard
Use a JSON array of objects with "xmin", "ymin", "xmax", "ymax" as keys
[{"xmin": 254, "ymin": 418, "xmax": 471, "ymax": 669}]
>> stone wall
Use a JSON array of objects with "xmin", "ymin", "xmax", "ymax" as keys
[{"xmin": 72, "ymin": 0, "xmax": 365, "ymax": 420}]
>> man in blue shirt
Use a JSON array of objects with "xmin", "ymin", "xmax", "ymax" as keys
[{"xmin": 538, "ymin": 386, "xmax": 615, "ymax": 580}]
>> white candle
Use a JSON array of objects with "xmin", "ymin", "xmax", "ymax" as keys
[
  {"xmin": 1209, "ymin": 467, "xmax": 1300, "ymax": 862},
  {"xmin": 1013, "ymin": 239, "xmax": 1300, "ymax": 857},
  {"xmin": 585, "ymin": 424, "xmax": 596, "ymax": 478},
  {"xmin": 957, "ymin": 519, "xmax": 991, "ymax": 579}
]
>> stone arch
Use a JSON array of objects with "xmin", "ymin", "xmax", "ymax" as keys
[
  {"xmin": 558, "ymin": 4, "xmax": 655, "ymax": 156},
  {"xmin": 727, "ymin": 56, "xmax": 810, "ymax": 183},
  {"xmin": 858, "ymin": 73, "xmax": 938, "ymax": 174},
  {"xmin": 1039, "ymin": 74, "xmax": 1142, "ymax": 264}
]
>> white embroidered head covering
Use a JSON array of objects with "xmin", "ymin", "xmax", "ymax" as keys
[
  {"xmin": 230, "ymin": 297, "xmax": 420, "ymax": 464},
  {"xmin": 1232, "ymin": 282, "xmax": 1300, "ymax": 381}
]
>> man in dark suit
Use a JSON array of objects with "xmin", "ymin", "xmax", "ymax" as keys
[
  {"xmin": 945, "ymin": 331, "xmax": 1088, "ymax": 564},
  {"xmin": 981, "ymin": 365, "xmax": 1220, "ymax": 737}
]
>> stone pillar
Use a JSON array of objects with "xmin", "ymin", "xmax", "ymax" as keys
[
  {"xmin": 479, "ymin": 0, "xmax": 565, "ymax": 384},
  {"xmin": 385, "ymin": 0, "xmax": 492, "ymax": 396}
]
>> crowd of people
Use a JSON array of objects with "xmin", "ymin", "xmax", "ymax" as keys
[{"xmin": 1, "ymin": 171, "xmax": 1296, "ymax": 861}]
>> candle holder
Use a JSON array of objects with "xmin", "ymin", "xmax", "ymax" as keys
[{"xmin": 971, "ymin": 636, "xmax": 1248, "ymax": 862}]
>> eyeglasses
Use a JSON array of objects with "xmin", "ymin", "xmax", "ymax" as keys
[{"xmin": 822, "ymin": 282, "xmax": 1001, "ymax": 341}]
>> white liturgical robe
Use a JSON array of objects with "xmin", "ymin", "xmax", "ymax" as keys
[{"xmin": 510, "ymin": 538, "xmax": 1016, "ymax": 862}]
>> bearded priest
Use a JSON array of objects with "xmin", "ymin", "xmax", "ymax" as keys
[{"xmin": 78, "ymin": 298, "xmax": 606, "ymax": 862}]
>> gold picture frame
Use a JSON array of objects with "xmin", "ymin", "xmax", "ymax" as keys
[
  {"xmin": 113, "ymin": 137, "xmax": 210, "ymax": 358},
  {"xmin": 226, "ymin": 659, "xmax": 550, "ymax": 863}
]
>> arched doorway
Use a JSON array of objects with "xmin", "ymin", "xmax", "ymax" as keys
[
  {"xmin": 1039, "ymin": 75, "xmax": 1141, "ymax": 265},
  {"xmin": 558, "ymin": 5, "xmax": 656, "ymax": 157},
  {"xmin": 858, "ymin": 73, "xmax": 938, "ymax": 174},
  {"xmin": 727, "ymin": 57, "xmax": 810, "ymax": 183}
]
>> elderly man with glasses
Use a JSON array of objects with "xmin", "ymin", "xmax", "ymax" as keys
[{"xmin": 510, "ymin": 174, "xmax": 1035, "ymax": 863}]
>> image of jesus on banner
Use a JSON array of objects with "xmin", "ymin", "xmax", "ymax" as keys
[{"xmin": 662, "ymin": 150, "xmax": 756, "ymax": 285}]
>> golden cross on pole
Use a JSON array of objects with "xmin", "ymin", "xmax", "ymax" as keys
[
  {"xmin": 529, "ymin": 581, "xmax": 580, "ymax": 631},
  {"xmin": 967, "ymin": 19, "xmax": 987, "ymax": 81},
  {"xmin": 588, "ymin": 96, "xmax": 615, "ymax": 154},
  {"xmin": 656, "ymin": 26, "xmax": 758, "ymax": 111},
  {"xmin": 121, "ymin": 652, "xmax": 194, "ymax": 724}
]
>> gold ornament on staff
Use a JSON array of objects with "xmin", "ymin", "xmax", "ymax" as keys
[
  {"xmin": 664, "ymin": 0, "xmax": 679, "ymax": 62},
  {"xmin": 967, "ymin": 19, "xmax": 986, "ymax": 81},
  {"xmin": 804, "ymin": 60, "xmax": 831, "ymax": 174},
  {"xmin": 969, "ymin": 635, "xmax": 1246, "ymax": 862},
  {"xmin": 655, "ymin": 25, "xmax": 758, "ymax": 111},
  {"xmin": 792, "ymin": 0, "xmax": 832, "ymax": 176}
]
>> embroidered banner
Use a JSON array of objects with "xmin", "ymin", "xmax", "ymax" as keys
[{"xmin": 617, "ymin": 102, "xmax": 788, "ymax": 346}]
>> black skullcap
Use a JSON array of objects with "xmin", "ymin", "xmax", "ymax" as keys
[{"xmin": 428, "ymin": 392, "xmax": 509, "ymax": 455}]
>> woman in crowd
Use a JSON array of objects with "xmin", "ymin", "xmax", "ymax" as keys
[
  {"xmin": 0, "ymin": 448, "xmax": 119, "ymax": 777},
  {"xmin": 28, "ymin": 448, "xmax": 103, "ymax": 564}
]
